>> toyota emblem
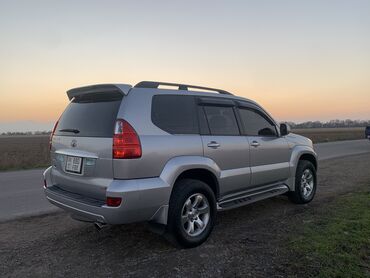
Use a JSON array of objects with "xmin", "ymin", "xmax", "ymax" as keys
[{"xmin": 71, "ymin": 139, "xmax": 77, "ymax": 148}]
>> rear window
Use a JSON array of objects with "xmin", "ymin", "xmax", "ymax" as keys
[
  {"xmin": 151, "ymin": 95, "xmax": 198, "ymax": 134},
  {"xmin": 55, "ymin": 92, "xmax": 122, "ymax": 137}
]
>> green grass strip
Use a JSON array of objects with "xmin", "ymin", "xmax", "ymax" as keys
[{"xmin": 289, "ymin": 190, "xmax": 370, "ymax": 278}]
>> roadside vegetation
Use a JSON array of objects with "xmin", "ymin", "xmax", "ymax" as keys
[
  {"xmin": 0, "ymin": 135, "xmax": 50, "ymax": 171},
  {"xmin": 287, "ymin": 189, "xmax": 370, "ymax": 278},
  {"xmin": 287, "ymin": 119, "xmax": 370, "ymax": 129}
]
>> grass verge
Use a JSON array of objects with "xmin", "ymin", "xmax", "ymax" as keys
[{"xmin": 288, "ymin": 190, "xmax": 370, "ymax": 278}]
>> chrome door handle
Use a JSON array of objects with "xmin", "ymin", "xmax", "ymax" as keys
[
  {"xmin": 207, "ymin": 141, "xmax": 220, "ymax": 149},
  {"xmin": 251, "ymin": 141, "xmax": 260, "ymax": 147}
]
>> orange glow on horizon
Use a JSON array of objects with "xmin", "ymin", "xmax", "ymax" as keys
[{"xmin": 1, "ymin": 78, "xmax": 369, "ymax": 123}]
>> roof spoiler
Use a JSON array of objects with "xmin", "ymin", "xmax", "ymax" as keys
[{"xmin": 66, "ymin": 84, "xmax": 132, "ymax": 100}]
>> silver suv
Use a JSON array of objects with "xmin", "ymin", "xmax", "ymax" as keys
[{"xmin": 43, "ymin": 81, "xmax": 317, "ymax": 247}]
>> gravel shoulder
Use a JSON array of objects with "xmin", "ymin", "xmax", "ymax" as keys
[{"xmin": 1, "ymin": 154, "xmax": 370, "ymax": 277}]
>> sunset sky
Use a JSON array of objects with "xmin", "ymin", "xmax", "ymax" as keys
[{"xmin": 0, "ymin": 0, "xmax": 369, "ymax": 132}]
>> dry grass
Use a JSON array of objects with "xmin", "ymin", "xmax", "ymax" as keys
[
  {"xmin": 0, "ymin": 127, "xmax": 366, "ymax": 171},
  {"xmin": 292, "ymin": 127, "xmax": 365, "ymax": 143},
  {"xmin": 0, "ymin": 135, "xmax": 50, "ymax": 171}
]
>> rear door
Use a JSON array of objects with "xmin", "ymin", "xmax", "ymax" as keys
[
  {"xmin": 50, "ymin": 91, "xmax": 123, "ymax": 200},
  {"xmin": 237, "ymin": 104, "xmax": 291, "ymax": 187},
  {"xmin": 198, "ymin": 97, "xmax": 251, "ymax": 196}
]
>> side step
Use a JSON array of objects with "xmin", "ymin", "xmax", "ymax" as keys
[{"xmin": 217, "ymin": 184, "xmax": 289, "ymax": 211}]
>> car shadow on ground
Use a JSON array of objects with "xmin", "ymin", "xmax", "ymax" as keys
[{"xmin": 48, "ymin": 197, "xmax": 292, "ymax": 252}]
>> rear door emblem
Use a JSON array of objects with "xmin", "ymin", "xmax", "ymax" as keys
[{"xmin": 71, "ymin": 139, "xmax": 77, "ymax": 148}]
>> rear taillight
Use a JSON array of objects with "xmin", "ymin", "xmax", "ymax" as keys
[
  {"xmin": 113, "ymin": 119, "xmax": 142, "ymax": 159},
  {"xmin": 49, "ymin": 120, "xmax": 59, "ymax": 150},
  {"xmin": 106, "ymin": 196, "xmax": 122, "ymax": 207}
]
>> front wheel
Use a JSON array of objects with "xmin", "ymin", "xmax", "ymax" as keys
[
  {"xmin": 288, "ymin": 160, "xmax": 317, "ymax": 204},
  {"xmin": 166, "ymin": 179, "xmax": 216, "ymax": 248}
]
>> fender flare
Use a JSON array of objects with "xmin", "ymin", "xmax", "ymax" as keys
[
  {"xmin": 159, "ymin": 156, "xmax": 221, "ymax": 188},
  {"xmin": 150, "ymin": 156, "xmax": 221, "ymax": 224},
  {"xmin": 288, "ymin": 146, "xmax": 318, "ymax": 189}
]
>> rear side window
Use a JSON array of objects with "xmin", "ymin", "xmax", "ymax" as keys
[
  {"xmin": 55, "ymin": 92, "xmax": 123, "ymax": 137},
  {"xmin": 203, "ymin": 106, "xmax": 239, "ymax": 135},
  {"xmin": 238, "ymin": 108, "xmax": 277, "ymax": 136},
  {"xmin": 151, "ymin": 95, "xmax": 198, "ymax": 134}
]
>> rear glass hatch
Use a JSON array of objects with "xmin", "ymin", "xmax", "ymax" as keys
[
  {"xmin": 56, "ymin": 92, "xmax": 122, "ymax": 138},
  {"xmin": 51, "ymin": 91, "xmax": 123, "ymax": 200}
]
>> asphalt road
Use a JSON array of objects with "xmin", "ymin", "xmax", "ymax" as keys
[
  {"xmin": 0, "ymin": 168, "xmax": 59, "ymax": 222},
  {"xmin": 0, "ymin": 139, "xmax": 369, "ymax": 222}
]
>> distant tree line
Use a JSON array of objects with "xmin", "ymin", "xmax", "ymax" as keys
[{"xmin": 287, "ymin": 119, "xmax": 370, "ymax": 129}]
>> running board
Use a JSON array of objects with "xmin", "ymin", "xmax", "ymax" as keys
[{"xmin": 217, "ymin": 184, "xmax": 289, "ymax": 211}]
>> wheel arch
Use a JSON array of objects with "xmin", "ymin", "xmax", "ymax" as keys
[
  {"xmin": 159, "ymin": 156, "xmax": 221, "ymax": 190},
  {"xmin": 290, "ymin": 146, "xmax": 318, "ymax": 172},
  {"xmin": 299, "ymin": 153, "xmax": 318, "ymax": 170},
  {"xmin": 150, "ymin": 156, "xmax": 221, "ymax": 225},
  {"xmin": 174, "ymin": 168, "xmax": 220, "ymax": 199},
  {"xmin": 288, "ymin": 146, "xmax": 318, "ymax": 191}
]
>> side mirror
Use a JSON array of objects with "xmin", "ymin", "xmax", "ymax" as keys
[{"xmin": 280, "ymin": 123, "xmax": 291, "ymax": 136}]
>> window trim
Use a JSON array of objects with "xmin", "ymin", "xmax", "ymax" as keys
[{"xmin": 197, "ymin": 97, "xmax": 235, "ymax": 107}]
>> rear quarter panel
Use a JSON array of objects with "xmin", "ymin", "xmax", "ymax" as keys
[{"xmin": 113, "ymin": 89, "xmax": 203, "ymax": 179}]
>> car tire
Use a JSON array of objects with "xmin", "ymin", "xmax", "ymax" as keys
[
  {"xmin": 288, "ymin": 160, "xmax": 317, "ymax": 204},
  {"xmin": 166, "ymin": 179, "xmax": 216, "ymax": 248}
]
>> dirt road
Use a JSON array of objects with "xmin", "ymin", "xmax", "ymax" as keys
[{"xmin": 1, "ymin": 153, "xmax": 369, "ymax": 277}]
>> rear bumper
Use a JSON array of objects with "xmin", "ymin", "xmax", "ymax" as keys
[{"xmin": 43, "ymin": 166, "xmax": 170, "ymax": 225}]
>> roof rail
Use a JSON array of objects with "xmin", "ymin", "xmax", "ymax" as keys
[{"xmin": 134, "ymin": 81, "xmax": 233, "ymax": 95}]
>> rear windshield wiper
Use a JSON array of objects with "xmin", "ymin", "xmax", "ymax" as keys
[{"xmin": 59, "ymin": 128, "xmax": 80, "ymax": 134}]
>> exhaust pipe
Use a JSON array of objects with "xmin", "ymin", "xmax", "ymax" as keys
[{"xmin": 94, "ymin": 222, "xmax": 108, "ymax": 231}]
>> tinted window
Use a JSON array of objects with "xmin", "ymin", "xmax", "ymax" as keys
[
  {"xmin": 151, "ymin": 95, "xmax": 198, "ymax": 134},
  {"xmin": 55, "ymin": 92, "xmax": 122, "ymax": 137},
  {"xmin": 238, "ymin": 108, "xmax": 277, "ymax": 136},
  {"xmin": 203, "ymin": 106, "xmax": 239, "ymax": 135}
]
